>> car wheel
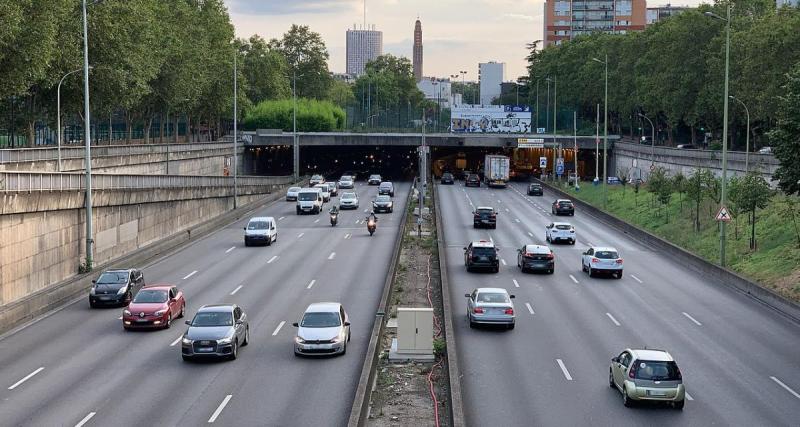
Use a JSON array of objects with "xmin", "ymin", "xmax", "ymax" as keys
[
  {"xmin": 182, "ymin": 355, "xmax": 191, "ymax": 362},
  {"xmin": 623, "ymin": 387, "xmax": 633, "ymax": 407},
  {"xmin": 242, "ymin": 327, "xmax": 250, "ymax": 346},
  {"xmin": 266, "ymin": 236, "xmax": 272, "ymax": 246},
  {"xmin": 89, "ymin": 301, "xmax": 96, "ymax": 309},
  {"xmin": 581, "ymin": 262, "xmax": 586, "ymax": 272},
  {"xmin": 230, "ymin": 340, "xmax": 239, "ymax": 360},
  {"xmin": 546, "ymin": 235, "xmax": 550, "ymax": 242},
  {"xmin": 494, "ymin": 266, "xmax": 499, "ymax": 273},
  {"xmin": 165, "ymin": 313, "xmax": 172, "ymax": 329},
  {"xmin": 589, "ymin": 268, "xmax": 595, "ymax": 277},
  {"xmin": 609, "ymin": 369, "xmax": 615, "ymax": 388},
  {"xmin": 674, "ymin": 399, "xmax": 685, "ymax": 410},
  {"xmin": 468, "ymin": 317, "xmax": 475, "ymax": 329},
  {"xmin": 341, "ymin": 341, "xmax": 347, "ymax": 355},
  {"xmin": 570, "ymin": 239, "xmax": 575, "ymax": 245},
  {"xmin": 507, "ymin": 323, "xmax": 515, "ymax": 330},
  {"xmin": 178, "ymin": 303, "xmax": 185, "ymax": 318},
  {"xmin": 617, "ymin": 271, "xmax": 623, "ymax": 279}
]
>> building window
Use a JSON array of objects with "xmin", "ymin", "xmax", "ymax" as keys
[
  {"xmin": 616, "ymin": 1, "xmax": 632, "ymax": 15},
  {"xmin": 555, "ymin": 1, "xmax": 571, "ymax": 13},
  {"xmin": 617, "ymin": 20, "xmax": 630, "ymax": 25}
]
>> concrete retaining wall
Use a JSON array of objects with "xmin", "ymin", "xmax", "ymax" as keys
[{"xmin": 540, "ymin": 181, "xmax": 800, "ymax": 323}]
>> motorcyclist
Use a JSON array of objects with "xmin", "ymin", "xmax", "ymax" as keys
[
  {"xmin": 329, "ymin": 205, "xmax": 339, "ymax": 226},
  {"xmin": 366, "ymin": 211, "xmax": 378, "ymax": 223},
  {"xmin": 329, "ymin": 205, "xmax": 339, "ymax": 215}
]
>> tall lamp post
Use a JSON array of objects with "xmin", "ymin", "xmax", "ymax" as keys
[
  {"xmin": 292, "ymin": 69, "xmax": 299, "ymax": 181},
  {"xmin": 638, "ymin": 112, "xmax": 656, "ymax": 166},
  {"xmin": 705, "ymin": 4, "xmax": 732, "ymax": 267},
  {"xmin": 535, "ymin": 79, "xmax": 540, "ymax": 131},
  {"xmin": 81, "ymin": 0, "xmax": 94, "ymax": 271},
  {"xmin": 57, "ymin": 68, "xmax": 86, "ymax": 172},
  {"xmin": 232, "ymin": 53, "xmax": 238, "ymax": 208},
  {"xmin": 730, "ymin": 95, "xmax": 750, "ymax": 173},
  {"xmin": 592, "ymin": 54, "xmax": 608, "ymax": 207}
]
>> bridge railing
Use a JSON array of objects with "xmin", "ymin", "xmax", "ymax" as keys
[
  {"xmin": 0, "ymin": 171, "xmax": 292, "ymax": 192},
  {"xmin": 0, "ymin": 141, "xmax": 234, "ymax": 164}
]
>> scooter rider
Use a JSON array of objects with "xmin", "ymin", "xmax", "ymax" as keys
[{"xmin": 329, "ymin": 205, "xmax": 339, "ymax": 226}]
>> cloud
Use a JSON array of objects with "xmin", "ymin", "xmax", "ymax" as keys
[
  {"xmin": 227, "ymin": 0, "xmax": 357, "ymax": 15},
  {"xmin": 502, "ymin": 13, "xmax": 535, "ymax": 21}
]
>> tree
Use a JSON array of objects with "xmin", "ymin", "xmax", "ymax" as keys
[
  {"xmin": 242, "ymin": 99, "xmax": 344, "ymax": 132},
  {"xmin": 672, "ymin": 172, "xmax": 687, "ymax": 211},
  {"xmin": 729, "ymin": 172, "xmax": 772, "ymax": 249},
  {"xmin": 352, "ymin": 54, "xmax": 425, "ymax": 128},
  {"xmin": 269, "ymin": 25, "xmax": 332, "ymax": 100},
  {"xmin": 769, "ymin": 61, "xmax": 800, "ymax": 195},
  {"xmin": 327, "ymin": 79, "xmax": 355, "ymax": 109},
  {"xmin": 777, "ymin": 195, "xmax": 800, "ymax": 248},
  {"xmin": 685, "ymin": 169, "xmax": 713, "ymax": 231},
  {"xmin": 238, "ymin": 35, "xmax": 290, "ymax": 105},
  {"xmin": 647, "ymin": 167, "xmax": 673, "ymax": 222}
]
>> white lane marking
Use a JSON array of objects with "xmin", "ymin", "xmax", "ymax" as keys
[
  {"xmin": 606, "ymin": 313, "xmax": 621, "ymax": 326},
  {"xmin": 584, "ymin": 242, "xmax": 594, "ymax": 247},
  {"xmin": 514, "ymin": 218, "xmax": 520, "ymax": 223},
  {"xmin": 306, "ymin": 279, "xmax": 316, "ymax": 289},
  {"xmin": 8, "ymin": 367, "xmax": 44, "ymax": 390},
  {"xmin": 556, "ymin": 359, "xmax": 573, "ymax": 381},
  {"xmin": 569, "ymin": 274, "xmax": 579, "ymax": 284},
  {"xmin": 513, "ymin": 279, "xmax": 520, "ymax": 288},
  {"xmin": 771, "ymin": 376, "xmax": 800, "ymax": 400},
  {"xmin": 630, "ymin": 274, "xmax": 643, "ymax": 284},
  {"xmin": 525, "ymin": 303, "xmax": 535, "ymax": 315},
  {"xmin": 501, "ymin": 259, "xmax": 507, "ymax": 266},
  {"xmin": 298, "ymin": 233, "xmax": 304, "ymax": 238},
  {"xmin": 328, "ymin": 252, "xmax": 336, "ymax": 260},
  {"xmin": 527, "ymin": 232, "xmax": 533, "ymax": 237},
  {"xmin": 272, "ymin": 321, "xmax": 286, "ymax": 336},
  {"xmin": 505, "ymin": 208, "xmax": 510, "ymax": 212},
  {"xmin": 225, "ymin": 246, "xmax": 235, "ymax": 254},
  {"xmin": 364, "ymin": 209, "xmax": 369, "ymax": 213},
  {"xmin": 117, "ymin": 316, "xmax": 122, "ymax": 320},
  {"xmin": 230, "ymin": 285, "xmax": 243, "ymax": 295},
  {"xmin": 488, "ymin": 236, "xmax": 494, "ymax": 244},
  {"xmin": 75, "ymin": 412, "xmax": 96, "ymax": 427},
  {"xmin": 314, "ymin": 219, "xmax": 320, "ymax": 223},
  {"xmin": 497, "ymin": 199, "xmax": 502, "ymax": 203},
  {"xmin": 208, "ymin": 395, "xmax": 233, "ymax": 423},
  {"xmin": 682, "ymin": 312, "xmax": 703, "ymax": 326},
  {"xmin": 170, "ymin": 335, "xmax": 182, "ymax": 346},
  {"xmin": 182, "ymin": 270, "xmax": 198, "ymax": 280},
  {"xmin": 267, "ymin": 256, "xmax": 278, "ymax": 264},
  {"xmin": 685, "ymin": 392, "xmax": 695, "ymax": 401},
  {"xmin": 344, "ymin": 233, "xmax": 351, "ymax": 239}
]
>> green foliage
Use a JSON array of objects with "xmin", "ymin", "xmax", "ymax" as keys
[
  {"xmin": 269, "ymin": 25, "xmax": 333, "ymax": 100},
  {"xmin": 353, "ymin": 54, "xmax": 425, "ymax": 113},
  {"xmin": 238, "ymin": 35, "xmax": 291, "ymax": 105},
  {"xmin": 433, "ymin": 338, "xmax": 446, "ymax": 357},
  {"xmin": 242, "ymin": 99, "xmax": 345, "ymax": 132},
  {"xmin": 327, "ymin": 79, "xmax": 355, "ymax": 108},
  {"xmin": 769, "ymin": 62, "xmax": 800, "ymax": 195},
  {"xmin": 647, "ymin": 167, "xmax": 673, "ymax": 220},
  {"xmin": 729, "ymin": 172, "xmax": 773, "ymax": 248}
]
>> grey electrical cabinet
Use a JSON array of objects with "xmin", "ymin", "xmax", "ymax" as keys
[{"xmin": 396, "ymin": 307, "xmax": 433, "ymax": 354}]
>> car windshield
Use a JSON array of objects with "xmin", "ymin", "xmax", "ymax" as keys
[
  {"xmin": 443, "ymin": 174, "xmax": 452, "ymax": 178},
  {"xmin": 558, "ymin": 201, "xmax": 573, "ymax": 207},
  {"xmin": 476, "ymin": 208, "xmax": 493, "ymax": 215},
  {"xmin": 288, "ymin": 187, "xmax": 300, "ymax": 192},
  {"xmin": 298, "ymin": 192, "xmax": 318, "ymax": 201},
  {"xmin": 315, "ymin": 185, "xmax": 329, "ymax": 192},
  {"xmin": 595, "ymin": 250, "xmax": 618, "ymax": 259},
  {"xmin": 340, "ymin": 176, "xmax": 351, "ymax": 181},
  {"xmin": 376, "ymin": 195, "xmax": 391, "ymax": 202},
  {"xmin": 132, "ymin": 289, "xmax": 168, "ymax": 303},
  {"xmin": 311, "ymin": 175, "xmax": 322, "ymax": 180},
  {"xmin": 342, "ymin": 193, "xmax": 357, "ymax": 200},
  {"xmin": 477, "ymin": 293, "xmax": 509, "ymax": 303},
  {"xmin": 555, "ymin": 224, "xmax": 572, "ymax": 230},
  {"xmin": 634, "ymin": 360, "xmax": 681, "ymax": 381},
  {"xmin": 96, "ymin": 272, "xmax": 128, "ymax": 284},
  {"xmin": 468, "ymin": 175, "xmax": 479, "ymax": 180},
  {"xmin": 530, "ymin": 184, "xmax": 541, "ymax": 188},
  {"xmin": 472, "ymin": 247, "xmax": 495, "ymax": 256},
  {"xmin": 380, "ymin": 183, "xmax": 392, "ymax": 189},
  {"xmin": 247, "ymin": 221, "xmax": 268, "ymax": 230},
  {"xmin": 300, "ymin": 312, "xmax": 341, "ymax": 328},
  {"xmin": 192, "ymin": 311, "xmax": 233, "ymax": 327},
  {"xmin": 370, "ymin": 175, "xmax": 380, "ymax": 179}
]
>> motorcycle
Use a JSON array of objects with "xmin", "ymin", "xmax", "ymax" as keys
[
  {"xmin": 366, "ymin": 216, "xmax": 377, "ymax": 236},
  {"xmin": 330, "ymin": 210, "xmax": 338, "ymax": 226}
]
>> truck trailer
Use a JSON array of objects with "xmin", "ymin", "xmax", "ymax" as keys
[{"xmin": 484, "ymin": 155, "xmax": 510, "ymax": 188}]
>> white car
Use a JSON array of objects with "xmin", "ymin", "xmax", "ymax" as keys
[
  {"xmin": 285, "ymin": 186, "xmax": 301, "ymax": 201},
  {"xmin": 368, "ymin": 174, "xmax": 382, "ymax": 185},
  {"xmin": 339, "ymin": 192, "xmax": 359, "ymax": 209},
  {"xmin": 309, "ymin": 175, "xmax": 325, "ymax": 185},
  {"xmin": 314, "ymin": 184, "xmax": 331, "ymax": 202},
  {"xmin": 338, "ymin": 176, "xmax": 355, "ymax": 189},
  {"xmin": 545, "ymin": 222, "xmax": 576, "ymax": 245},
  {"xmin": 581, "ymin": 246, "xmax": 623, "ymax": 278},
  {"xmin": 465, "ymin": 287, "xmax": 516, "ymax": 330},
  {"xmin": 293, "ymin": 302, "xmax": 351, "ymax": 357},
  {"xmin": 244, "ymin": 217, "xmax": 277, "ymax": 246}
]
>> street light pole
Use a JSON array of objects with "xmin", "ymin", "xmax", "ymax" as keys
[
  {"xmin": 592, "ymin": 55, "xmax": 609, "ymax": 206},
  {"xmin": 595, "ymin": 103, "xmax": 600, "ymax": 182},
  {"xmin": 705, "ymin": 5, "xmax": 732, "ymax": 267},
  {"xmin": 730, "ymin": 95, "xmax": 750, "ymax": 173},
  {"xmin": 638, "ymin": 113, "xmax": 655, "ymax": 166},
  {"xmin": 233, "ymin": 53, "xmax": 238, "ymax": 208},
  {"xmin": 293, "ymin": 70, "xmax": 298, "ymax": 181},
  {"xmin": 535, "ymin": 79, "xmax": 540, "ymax": 131},
  {"xmin": 81, "ymin": 0, "xmax": 94, "ymax": 271},
  {"xmin": 574, "ymin": 111, "xmax": 579, "ymax": 190},
  {"xmin": 57, "ymin": 68, "xmax": 84, "ymax": 172},
  {"xmin": 553, "ymin": 76, "xmax": 558, "ymax": 184},
  {"xmin": 545, "ymin": 78, "xmax": 551, "ymax": 133}
]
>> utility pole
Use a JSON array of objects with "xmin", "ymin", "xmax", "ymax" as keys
[
  {"xmin": 553, "ymin": 76, "xmax": 557, "ymax": 183},
  {"xmin": 293, "ymin": 70, "xmax": 299, "ymax": 181},
  {"xmin": 574, "ymin": 111, "xmax": 579, "ymax": 190},
  {"xmin": 81, "ymin": 0, "xmax": 94, "ymax": 271},
  {"xmin": 535, "ymin": 79, "xmax": 540, "ymax": 131},
  {"xmin": 595, "ymin": 104, "xmax": 600, "ymax": 183},
  {"xmin": 233, "ymin": 54, "xmax": 238, "ymax": 208}
]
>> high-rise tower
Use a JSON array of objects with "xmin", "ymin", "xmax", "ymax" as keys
[{"xmin": 413, "ymin": 19, "xmax": 423, "ymax": 82}]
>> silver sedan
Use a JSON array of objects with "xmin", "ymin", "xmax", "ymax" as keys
[{"xmin": 465, "ymin": 287, "xmax": 516, "ymax": 329}]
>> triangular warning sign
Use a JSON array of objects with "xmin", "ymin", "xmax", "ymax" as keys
[{"xmin": 715, "ymin": 206, "xmax": 732, "ymax": 222}]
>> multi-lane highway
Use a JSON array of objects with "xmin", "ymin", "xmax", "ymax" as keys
[
  {"xmin": 0, "ymin": 181, "xmax": 409, "ymax": 426},
  {"xmin": 438, "ymin": 180, "xmax": 800, "ymax": 426}
]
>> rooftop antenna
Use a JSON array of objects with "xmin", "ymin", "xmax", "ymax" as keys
[{"xmin": 363, "ymin": 0, "xmax": 366, "ymax": 29}]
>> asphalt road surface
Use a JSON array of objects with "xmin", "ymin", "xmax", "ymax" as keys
[
  {"xmin": 0, "ymin": 181, "xmax": 409, "ymax": 426},
  {"xmin": 438, "ymin": 180, "xmax": 800, "ymax": 427}
]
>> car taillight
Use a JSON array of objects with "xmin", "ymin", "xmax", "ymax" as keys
[
  {"xmin": 473, "ymin": 307, "xmax": 484, "ymax": 314},
  {"xmin": 570, "ymin": 229, "xmax": 575, "ymax": 233},
  {"xmin": 616, "ymin": 259, "xmax": 624, "ymax": 264},
  {"xmin": 504, "ymin": 308, "xmax": 514, "ymax": 315},
  {"xmin": 546, "ymin": 254, "xmax": 554, "ymax": 260},
  {"xmin": 676, "ymin": 366, "xmax": 682, "ymax": 380},
  {"xmin": 629, "ymin": 363, "xmax": 638, "ymax": 379},
  {"xmin": 474, "ymin": 213, "xmax": 480, "ymax": 218},
  {"xmin": 591, "ymin": 257, "xmax": 599, "ymax": 263},
  {"xmin": 490, "ymin": 214, "xmax": 496, "ymax": 219}
]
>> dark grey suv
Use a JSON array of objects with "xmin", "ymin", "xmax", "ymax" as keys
[
  {"xmin": 181, "ymin": 304, "xmax": 249, "ymax": 361},
  {"xmin": 89, "ymin": 269, "xmax": 144, "ymax": 308}
]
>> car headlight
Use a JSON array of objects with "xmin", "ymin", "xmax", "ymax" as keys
[
  {"xmin": 117, "ymin": 286, "xmax": 128, "ymax": 295},
  {"xmin": 154, "ymin": 310, "xmax": 166, "ymax": 317},
  {"xmin": 294, "ymin": 336, "xmax": 305, "ymax": 344},
  {"xmin": 182, "ymin": 337, "xmax": 192, "ymax": 345},
  {"xmin": 123, "ymin": 309, "xmax": 131, "ymax": 316},
  {"xmin": 330, "ymin": 335, "xmax": 342, "ymax": 343},
  {"xmin": 217, "ymin": 337, "xmax": 233, "ymax": 345},
  {"xmin": 89, "ymin": 287, "xmax": 96, "ymax": 295}
]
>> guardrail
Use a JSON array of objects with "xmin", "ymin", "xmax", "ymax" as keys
[
  {"xmin": 0, "ymin": 171, "xmax": 291, "ymax": 192},
  {"xmin": 0, "ymin": 141, "xmax": 234, "ymax": 163},
  {"xmin": 615, "ymin": 142, "xmax": 779, "ymax": 167}
]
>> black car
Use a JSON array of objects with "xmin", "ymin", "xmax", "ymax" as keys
[
  {"xmin": 528, "ymin": 183, "xmax": 543, "ymax": 196},
  {"xmin": 552, "ymin": 199, "xmax": 575, "ymax": 216},
  {"xmin": 441, "ymin": 173, "xmax": 454, "ymax": 185},
  {"xmin": 465, "ymin": 174, "xmax": 481, "ymax": 187},
  {"xmin": 89, "ymin": 269, "xmax": 145, "ymax": 307},
  {"xmin": 464, "ymin": 241, "xmax": 500, "ymax": 273},
  {"xmin": 372, "ymin": 195, "xmax": 394, "ymax": 213},
  {"xmin": 378, "ymin": 181, "xmax": 395, "ymax": 197},
  {"xmin": 473, "ymin": 207, "xmax": 497, "ymax": 229},
  {"xmin": 517, "ymin": 244, "xmax": 555, "ymax": 274}
]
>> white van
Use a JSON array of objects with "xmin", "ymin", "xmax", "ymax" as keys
[
  {"xmin": 244, "ymin": 217, "xmax": 277, "ymax": 246},
  {"xmin": 314, "ymin": 183, "xmax": 331, "ymax": 202},
  {"xmin": 296, "ymin": 187, "xmax": 324, "ymax": 215}
]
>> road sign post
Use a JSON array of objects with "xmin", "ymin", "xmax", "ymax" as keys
[{"xmin": 715, "ymin": 206, "xmax": 732, "ymax": 223}]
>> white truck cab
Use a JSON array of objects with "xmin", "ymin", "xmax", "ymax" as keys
[{"xmin": 296, "ymin": 187, "xmax": 324, "ymax": 215}]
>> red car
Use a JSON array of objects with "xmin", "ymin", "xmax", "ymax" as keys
[{"xmin": 123, "ymin": 285, "xmax": 185, "ymax": 330}]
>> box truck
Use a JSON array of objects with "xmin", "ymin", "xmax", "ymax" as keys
[{"xmin": 484, "ymin": 155, "xmax": 510, "ymax": 188}]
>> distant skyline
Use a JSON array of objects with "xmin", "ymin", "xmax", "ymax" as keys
[{"xmin": 225, "ymin": 0, "xmax": 707, "ymax": 81}]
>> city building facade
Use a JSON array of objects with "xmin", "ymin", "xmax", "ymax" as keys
[
  {"xmin": 346, "ymin": 26, "xmax": 383, "ymax": 76},
  {"xmin": 417, "ymin": 78, "xmax": 453, "ymax": 109},
  {"xmin": 479, "ymin": 62, "xmax": 505, "ymax": 105},
  {"xmin": 646, "ymin": 4, "xmax": 691, "ymax": 24},
  {"xmin": 413, "ymin": 19, "xmax": 423, "ymax": 82},
  {"xmin": 776, "ymin": 0, "xmax": 798, "ymax": 7},
  {"xmin": 543, "ymin": 0, "xmax": 647, "ymax": 47}
]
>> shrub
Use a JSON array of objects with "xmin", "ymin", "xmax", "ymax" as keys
[{"xmin": 242, "ymin": 98, "xmax": 346, "ymax": 132}]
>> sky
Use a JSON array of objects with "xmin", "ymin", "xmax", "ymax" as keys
[{"xmin": 225, "ymin": 0, "xmax": 705, "ymax": 82}]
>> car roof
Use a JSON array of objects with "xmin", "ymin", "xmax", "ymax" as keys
[
  {"xmin": 475, "ymin": 287, "xmax": 508, "ymax": 294},
  {"xmin": 592, "ymin": 246, "xmax": 618, "ymax": 252},
  {"xmin": 370, "ymin": 174, "xmax": 381, "ymax": 177},
  {"xmin": 300, "ymin": 187, "xmax": 321, "ymax": 192},
  {"xmin": 342, "ymin": 192, "xmax": 357, "ymax": 196},
  {"xmin": 525, "ymin": 244, "xmax": 551, "ymax": 253},
  {"xmin": 553, "ymin": 222, "xmax": 573, "ymax": 226},
  {"xmin": 305, "ymin": 302, "xmax": 342, "ymax": 312},
  {"xmin": 197, "ymin": 304, "xmax": 235, "ymax": 313},
  {"xmin": 471, "ymin": 240, "xmax": 495, "ymax": 248},
  {"xmin": 288, "ymin": 186, "xmax": 301, "ymax": 190},
  {"xmin": 103, "ymin": 269, "xmax": 133, "ymax": 274},
  {"xmin": 141, "ymin": 284, "xmax": 173, "ymax": 291},
  {"xmin": 629, "ymin": 349, "xmax": 674, "ymax": 361},
  {"xmin": 380, "ymin": 181, "xmax": 393, "ymax": 185},
  {"xmin": 556, "ymin": 199, "xmax": 572, "ymax": 202},
  {"xmin": 476, "ymin": 206, "xmax": 494, "ymax": 211},
  {"xmin": 249, "ymin": 216, "xmax": 274, "ymax": 222}
]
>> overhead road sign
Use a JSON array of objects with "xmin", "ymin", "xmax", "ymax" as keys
[{"xmin": 518, "ymin": 138, "xmax": 544, "ymax": 148}]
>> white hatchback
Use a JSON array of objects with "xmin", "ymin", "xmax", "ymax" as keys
[
  {"xmin": 545, "ymin": 222, "xmax": 576, "ymax": 245},
  {"xmin": 581, "ymin": 246, "xmax": 623, "ymax": 278}
]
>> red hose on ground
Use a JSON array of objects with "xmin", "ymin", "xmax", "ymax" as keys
[{"xmin": 424, "ymin": 254, "xmax": 442, "ymax": 427}]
